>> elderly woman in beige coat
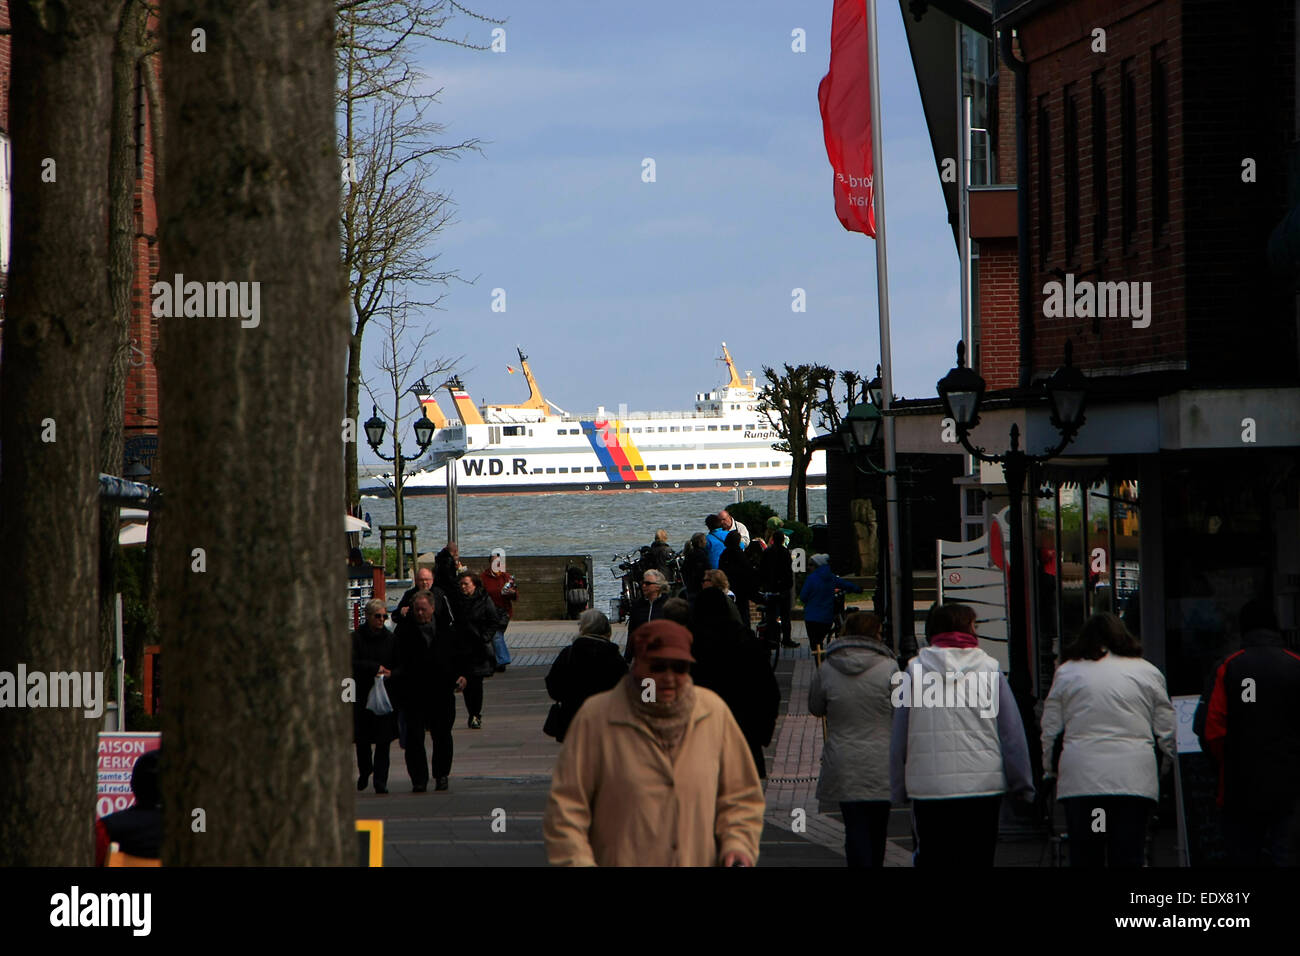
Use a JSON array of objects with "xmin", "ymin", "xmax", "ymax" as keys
[
  {"xmin": 543, "ymin": 620, "xmax": 765, "ymax": 866},
  {"xmin": 809, "ymin": 612, "xmax": 897, "ymax": 867}
]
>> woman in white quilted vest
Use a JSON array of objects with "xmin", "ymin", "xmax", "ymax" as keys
[
  {"xmin": 890, "ymin": 603, "xmax": 1035, "ymax": 866},
  {"xmin": 808, "ymin": 611, "xmax": 898, "ymax": 867},
  {"xmin": 1040, "ymin": 613, "xmax": 1175, "ymax": 867}
]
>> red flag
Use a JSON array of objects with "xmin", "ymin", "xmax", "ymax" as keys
[
  {"xmin": 506, "ymin": 365, "xmax": 515, "ymax": 374},
  {"xmin": 818, "ymin": 0, "xmax": 876, "ymax": 237}
]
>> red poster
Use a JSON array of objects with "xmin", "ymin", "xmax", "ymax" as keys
[
  {"xmin": 96, "ymin": 731, "xmax": 161, "ymax": 818},
  {"xmin": 818, "ymin": 0, "xmax": 876, "ymax": 237}
]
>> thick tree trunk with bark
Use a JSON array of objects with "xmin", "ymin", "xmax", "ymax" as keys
[
  {"xmin": 157, "ymin": 0, "xmax": 352, "ymax": 864},
  {"xmin": 0, "ymin": 0, "xmax": 118, "ymax": 865}
]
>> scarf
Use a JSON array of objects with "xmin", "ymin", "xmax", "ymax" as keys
[
  {"xmin": 624, "ymin": 672, "xmax": 696, "ymax": 764},
  {"xmin": 929, "ymin": 630, "xmax": 979, "ymax": 648}
]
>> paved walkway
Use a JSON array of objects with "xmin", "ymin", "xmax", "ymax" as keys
[{"xmin": 357, "ymin": 621, "xmax": 1179, "ymax": 867}]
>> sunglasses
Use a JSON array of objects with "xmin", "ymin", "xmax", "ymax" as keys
[{"xmin": 648, "ymin": 660, "xmax": 690, "ymax": 674}]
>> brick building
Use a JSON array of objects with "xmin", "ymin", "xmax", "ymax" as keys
[
  {"xmin": 0, "ymin": 3, "xmax": 162, "ymax": 472},
  {"xmin": 885, "ymin": 0, "xmax": 1300, "ymax": 709}
]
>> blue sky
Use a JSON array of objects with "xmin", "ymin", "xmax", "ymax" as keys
[{"xmin": 358, "ymin": 0, "xmax": 961, "ymax": 461}]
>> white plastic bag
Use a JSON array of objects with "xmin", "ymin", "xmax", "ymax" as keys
[{"xmin": 365, "ymin": 674, "xmax": 393, "ymax": 716}]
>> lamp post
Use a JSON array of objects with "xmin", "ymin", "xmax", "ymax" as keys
[
  {"xmin": 364, "ymin": 397, "xmax": 435, "ymax": 579},
  {"xmin": 935, "ymin": 339, "xmax": 1088, "ymax": 708},
  {"xmin": 839, "ymin": 376, "xmax": 917, "ymax": 660}
]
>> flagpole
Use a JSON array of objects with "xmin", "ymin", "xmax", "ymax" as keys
[{"xmin": 866, "ymin": 0, "xmax": 908, "ymax": 657}]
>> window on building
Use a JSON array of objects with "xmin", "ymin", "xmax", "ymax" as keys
[
  {"xmin": 1121, "ymin": 59, "xmax": 1137, "ymax": 249},
  {"xmin": 695, "ymin": 425, "xmax": 706, "ymax": 431},
  {"xmin": 685, "ymin": 464, "xmax": 695, "ymax": 470},
  {"xmin": 1064, "ymin": 85, "xmax": 1079, "ymax": 262},
  {"xmin": 1037, "ymin": 94, "xmax": 1052, "ymax": 268},
  {"xmin": 503, "ymin": 425, "xmax": 524, "ymax": 436},
  {"xmin": 722, "ymin": 463, "xmax": 732, "ymax": 469},
  {"xmin": 670, "ymin": 426, "xmax": 680, "ymax": 432},
  {"xmin": 658, "ymin": 426, "xmax": 667, "ymax": 432},
  {"xmin": 558, "ymin": 467, "xmax": 568, "ymax": 473},
  {"xmin": 1151, "ymin": 47, "xmax": 1168, "ymax": 240},
  {"xmin": 709, "ymin": 463, "xmax": 719, "ymax": 469},
  {"xmin": 747, "ymin": 423, "xmax": 756, "ymax": 430},
  {"xmin": 584, "ymin": 466, "xmax": 594, "ymax": 473},
  {"xmin": 1091, "ymin": 71, "xmax": 1108, "ymax": 260},
  {"xmin": 646, "ymin": 465, "xmax": 655, "ymax": 471},
  {"xmin": 672, "ymin": 464, "xmax": 682, "ymax": 470},
  {"xmin": 720, "ymin": 425, "xmax": 729, "ymax": 430},
  {"xmin": 546, "ymin": 468, "xmax": 556, "ymax": 474}
]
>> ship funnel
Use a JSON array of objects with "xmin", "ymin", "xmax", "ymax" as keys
[{"xmin": 444, "ymin": 376, "xmax": 485, "ymax": 425}]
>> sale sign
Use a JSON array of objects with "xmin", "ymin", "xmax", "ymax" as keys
[{"xmin": 96, "ymin": 731, "xmax": 161, "ymax": 818}]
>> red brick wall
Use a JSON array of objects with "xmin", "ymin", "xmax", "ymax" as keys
[
  {"xmin": 125, "ymin": 38, "xmax": 161, "ymax": 441},
  {"xmin": 979, "ymin": 239, "xmax": 1020, "ymax": 388},
  {"xmin": 1020, "ymin": 0, "xmax": 1188, "ymax": 381},
  {"xmin": 1016, "ymin": 0, "xmax": 1297, "ymax": 384}
]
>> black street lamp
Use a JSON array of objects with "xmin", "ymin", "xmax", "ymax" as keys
[
  {"xmin": 935, "ymin": 339, "xmax": 1088, "ymax": 711},
  {"xmin": 364, "ymin": 399, "xmax": 435, "ymax": 578},
  {"xmin": 837, "ymin": 384, "xmax": 918, "ymax": 661}
]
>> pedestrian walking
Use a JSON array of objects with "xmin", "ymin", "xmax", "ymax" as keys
[
  {"xmin": 394, "ymin": 589, "xmax": 466, "ymax": 792},
  {"xmin": 809, "ymin": 612, "xmax": 897, "ymax": 866},
  {"xmin": 353, "ymin": 599, "xmax": 399, "ymax": 794},
  {"xmin": 644, "ymin": 529, "xmax": 674, "ymax": 577},
  {"xmin": 433, "ymin": 541, "xmax": 461, "ymax": 594},
  {"xmin": 1040, "ymin": 612, "xmax": 1176, "ymax": 867},
  {"xmin": 890, "ymin": 603, "xmax": 1034, "ymax": 866},
  {"xmin": 452, "ymin": 571, "xmax": 505, "ymax": 729},
  {"xmin": 757, "ymin": 523, "xmax": 797, "ymax": 648},
  {"xmin": 480, "ymin": 548, "xmax": 517, "ymax": 673},
  {"xmin": 1197, "ymin": 598, "xmax": 1300, "ymax": 866},
  {"xmin": 681, "ymin": 532, "xmax": 710, "ymax": 602},
  {"xmin": 718, "ymin": 530, "xmax": 753, "ymax": 627},
  {"xmin": 689, "ymin": 586, "xmax": 779, "ymax": 778},
  {"xmin": 543, "ymin": 620, "xmax": 765, "ymax": 866},
  {"xmin": 94, "ymin": 749, "xmax": 162, "ymax": 866},
  {"xmin": 800, "ymin": 553, "xmax": 863, "ymax": 656},
  {"xmin": 704, "ymin": 513, "xmax": 728, "ymax": 569},
  {"xmin": 718, "ymin": 507, "xmax": 750, "ymax": 548},
  {"xmin": 624, "ymin": 568, "xmax": 669, "ymax": 663},
  {"xmin": 543, "ymin": 609, "xmax": 628, "ymax": 742},
  {"xmin": 391, "ymin": 566, "xmax": 433, "ymax": 624}
]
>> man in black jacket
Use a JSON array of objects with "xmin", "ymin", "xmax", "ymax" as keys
[
  {"xmin": 394, "ymin": 589, "xmax": 466, "ymax": 792},
  {"xmin": 433, "ymin": 542, "xmax": 461, "ymax": 594},
  {"xmin": 1197, "ymin": 599, "xmax": 1300, "ymax": 865},
  {"xmin": 391, "ymin": 566, "xmax": 434, "ymax": 624},
  {"xmin": 758, "ymin": 526, "xmax": 797, "ymax": 648},
  {"xmin": 624, "ymin": 569, "xmax": 669, "ymax": 663}
]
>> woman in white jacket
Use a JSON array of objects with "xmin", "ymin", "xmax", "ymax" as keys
[{"xmin": 1040, "ymin": 613, "xmax": 1176, "ymax": 867}]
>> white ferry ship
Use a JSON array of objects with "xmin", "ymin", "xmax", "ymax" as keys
[{"xmin": 360, "ymin": 344, "xmax": 828, "ymax": 497}]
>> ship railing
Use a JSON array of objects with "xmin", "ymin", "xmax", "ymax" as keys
[{"xmin": 563, "ymin": 409, "xmax": 735, "ymax": 422}]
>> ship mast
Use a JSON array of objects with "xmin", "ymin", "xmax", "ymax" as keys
[
  {"xmin": 486, "ymin": 346, "xmax": 549, "ymax": 412},
  {"xmin": 719, "ymin": 341, "xmax": 744, "ymax": 389}
]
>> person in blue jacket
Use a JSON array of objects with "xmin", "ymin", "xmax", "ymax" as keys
[
  {"xmin": 800, "ymin": 554, "xmax": 863, "ymax": 656},
  {"xmin": 704, "ymin": 513, "xmax": 729, "ymax": 569}
]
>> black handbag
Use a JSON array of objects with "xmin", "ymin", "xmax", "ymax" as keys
[{"xmin": 543, "ymin": 702, "xmax": 565, "ymax": 740}]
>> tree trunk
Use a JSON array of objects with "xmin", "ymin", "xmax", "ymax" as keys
[
  {"xmin": 796, "ymin": 454, "xmax": 810, "ymax": 525},
  {"xmin": 100, "ymin": 0, "xmax": 151, "ymax": 677},
  {"xmin": 345, "ymin": 329, "xmax": 364, "ymax": 512},
  {"xmin": 0, "ymin": 0, "xmax": 118, "ymax": 865},
  {"xmin": 157, "ymin": 0, "xmax": 352, "ymax": 864}
]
